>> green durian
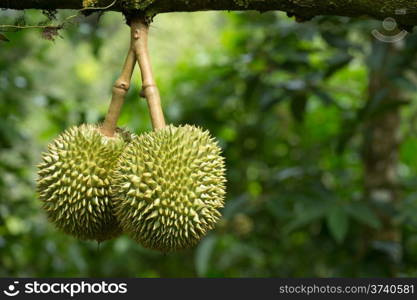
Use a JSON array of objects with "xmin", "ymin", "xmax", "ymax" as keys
[
  {"xmin": 114, "ymin": 124, "xmax": 226, "ymax": 251},
  {"xmin": 37, "ymin": 124, "xmax": 133, "ymax": 242}
]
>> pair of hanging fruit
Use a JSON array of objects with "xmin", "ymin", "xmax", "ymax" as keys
[{"xmin": 37, "ymin": 16, "xmax": 226, "ymax": 252}]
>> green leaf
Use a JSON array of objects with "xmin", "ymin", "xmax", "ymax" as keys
[
  {"xmin": 346, "ymin": 202, "xmax": 381, "ymax": 229},
  {"xmin": 326, "ymin": 205, "xmax": 349, "ymax": 243},
  {"xmin": 323, "ymin": 53, "xmax": 353, "ymax": 79},
  {"xmin": 283, "ymin": 204, "xmax": 326, "ymax": 234},
  {"xmin": 195, "ymin": 235, "xmax": 217, "ymax": 277},
  {"xmin": 290, "ymin": 93, "xmax": 308, "ymax": 122},
  {"xmin": 0, "ymin": 33, "xmax": 9, "ymax": 42}
]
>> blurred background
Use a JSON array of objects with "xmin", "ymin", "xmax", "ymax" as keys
[{"xmin": 2, "ymin": 10, "xmax": 417, "ymax": 277}]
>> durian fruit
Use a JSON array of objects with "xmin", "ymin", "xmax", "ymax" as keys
[
  {"xmin": 114, "ymin": 124, "xmax": 226, "ymax": 251},
  {"xmin": 37, "ymin": 124, "xmax": 133, "ymax": 242}
]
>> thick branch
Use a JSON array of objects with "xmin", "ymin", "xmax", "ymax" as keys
[{"xmin": 1, "ymin": 0, "xmax": 417, "ymax": 27}]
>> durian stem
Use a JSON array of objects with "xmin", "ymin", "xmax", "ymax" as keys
[
  {"xmin": 101, "ymin": 47, "xmax": 136, "ymax": 137},
  {"xmin": 130, "ymin": 17, "xmax": 166, "ymax": 130}
]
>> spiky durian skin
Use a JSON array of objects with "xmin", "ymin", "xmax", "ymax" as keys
[
  {"xmin": 37, "ymin": 124, "xmax": 133, "ymax": 242},
  {"xmin": 114, "ymin": 125, "xmax": 226, "ymax": 252}
]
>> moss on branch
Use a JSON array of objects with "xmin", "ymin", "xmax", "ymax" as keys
[{"xmin": 1, "ymin": 0, "xmax": 417, "ymax": 27}]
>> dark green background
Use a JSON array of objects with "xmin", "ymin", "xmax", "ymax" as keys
[{"xmin": 1, "ymin": 10, "xmax": 417, "ymax": 277}]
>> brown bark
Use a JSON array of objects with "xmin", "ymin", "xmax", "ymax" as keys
[
  {"xmin": 362, "ymin": 40, "xmax": 404, "ymax": 274},
  {"xmin": 1, "ymin": 0, "xmax": 417, "ymax": 27},
  {"xmin": 363, "ymin": 43, "xmax": 401, "ymax": 205}
]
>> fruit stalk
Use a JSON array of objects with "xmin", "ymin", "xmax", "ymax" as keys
[
  {"xmin": 101, "ymin": 45, "xmax": 136, "ymax": 137},
  {"xmin": 131, "ymin": 17, "xmax": 166, "ymax": 130}
]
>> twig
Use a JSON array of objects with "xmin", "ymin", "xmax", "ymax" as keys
[
  {"xmin": 0, "ymin": 0, "xmax": 116, "ymax": 31},
  {"xmin": 80, "ymin": 0, "xmax": 117, "ymax": 12},
  {"xmin": 100, "ymin": 40, "xmax": 136, "ymax": 137},
  {"xmin": 130, "ymin": 17, "xmax": 166, "ymax": 130},
  {"xmin": 0, "ymin": 24, "xmax": 60, "ymax": 30}
]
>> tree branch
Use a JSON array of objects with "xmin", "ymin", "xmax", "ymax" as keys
[{"xmin": 1, "ymin": 0, "xmax": 417, "ymax": 27}]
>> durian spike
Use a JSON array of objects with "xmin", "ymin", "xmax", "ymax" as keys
[
  {"xmin": 101, "ymin": 39, "xmax": 137, "ymax": 137},
  {"xmin": 130, "ymin": 17, "xmax": 166, "ymax": 130}
]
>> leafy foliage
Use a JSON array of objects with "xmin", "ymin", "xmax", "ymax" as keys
[{"xmin": 2, "ymin": 10, "xmax": 417, "ymax": 277}]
